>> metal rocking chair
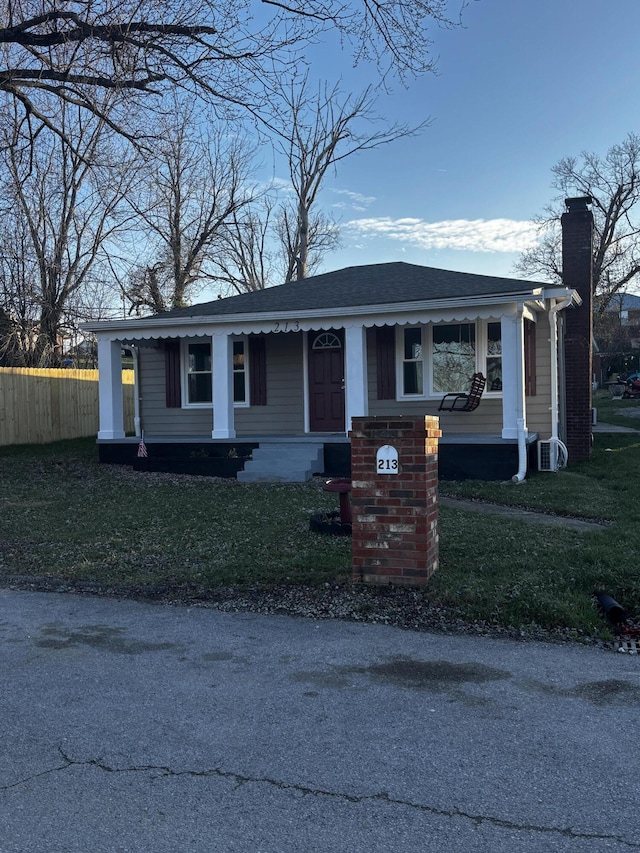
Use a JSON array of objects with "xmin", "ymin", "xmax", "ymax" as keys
[{"xmin": 438, "ymin": 372, "xmax": 486, "ymax": 412}]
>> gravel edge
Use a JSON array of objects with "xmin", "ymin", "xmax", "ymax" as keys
[{"xmin": 0, "ymin": 574, "xmax": 612, "ymax": 650}]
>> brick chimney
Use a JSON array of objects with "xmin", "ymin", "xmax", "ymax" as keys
[{"xmin": 561, "ymin": 196, "xmax": 593, "ymax": 462}]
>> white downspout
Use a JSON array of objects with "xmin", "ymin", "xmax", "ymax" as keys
[
  {"xmin": 512, "ymin": 418, "xmax": 528, "ymax": 484},
  {"xmin": 131, "ymin": 344, "xmax": 141, "ymax": 438},
  {"xmin": 547, "ymin": 297, "xmax": 573, "ymax": 471}
]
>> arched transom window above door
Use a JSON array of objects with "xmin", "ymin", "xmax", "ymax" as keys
[{"xmin": 311, "ymin": 332, "xmax": 342, "ymax": 350}]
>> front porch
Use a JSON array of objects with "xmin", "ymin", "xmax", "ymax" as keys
[{"xmin": 97, "ymin": 431, "xmax": 539, "ymax": 481}]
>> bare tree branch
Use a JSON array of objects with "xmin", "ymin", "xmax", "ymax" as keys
[
  {"xmin": 211, "ymin": 203, "xmax": 276, "ymax": 295},
  {"xmin": 123, "ymin": 98, "xmax": 258, "ymax": 313},
  {"xmin": 261, "ymin": 0, "xmax": 465, "ymax": 78},
  {"xmin": 0, "ymin": 15, "xmax": 218, "ymax": 47},
  {"xmin": 0, "ymin": 0, "xmax": 462, "ymax": 145},
  {"xmin": 272, "ymin": 71, "xmax": 425, "ymax": 279},
  {"xmin": 515, "ymin": 133, "xmax": 640, "ymax": 314},
  {"xmin": 276, "ymin": 203, "xmax": 339, "ymax": 282},
  {"xmin": 0, "ymin": 97, "xmax": 137, "ymax": 365}
]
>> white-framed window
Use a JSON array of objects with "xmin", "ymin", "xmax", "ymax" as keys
[
  {"xmin": 184, "ymin": 340, "xmax": 212, "ymax": 406},
  {"xmin": 485, "ymin": 321, "xmax": 503, "ymax": 391},
  {"xmin": 233, "ymin": 338, "xmax": 248, "ymax": 406},
  {"xmin": 312, "ymin": 331, "xmax": 342, "ymax": 350},
  {"xmin": 395, "ymin": 321, "xmax": 502, "ymax": 398},
  {"xmin": 400, "ymin": 326, "xmax": 424, "ymax": 396},
  {"xmin": 181, "ymin": 337, "xmax": 248, "ymax": 407},
  {"xmin": 432, "ymin": 322, "xmax": 476, "ymax": 393}
]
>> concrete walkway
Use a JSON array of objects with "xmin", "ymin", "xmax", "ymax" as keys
[
  {"xmin": 441, "ymin": 419, "xmax": 640, "ymax": 532},
  {"xmin": 1, "ymin": 590, "xmax": 639, "ymax": 853},
  {"xmin": 440, "ymin": 496, "xmax": 608, "ymax": 531},
  {"xmin": 592, "ymin": 421, "xmax": 640, "ymax": 433}
]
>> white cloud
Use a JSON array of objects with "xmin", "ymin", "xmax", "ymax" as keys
[
  {"xmin": 331, "ymin": 189, "xmax": 377, "ymax": 212},
  {"xmin": 264, "ymin": 176, "xmax": 295, "ymax": 195},
  {"xmin": 344, "ymin": 217, "xmax": 540, "ymax": 254}
]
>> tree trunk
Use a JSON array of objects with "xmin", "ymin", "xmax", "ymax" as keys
[{"xmin": 296, "ymin": 201, "xmax": 309, "ymax": 280}]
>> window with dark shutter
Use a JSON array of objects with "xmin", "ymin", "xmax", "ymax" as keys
[
  {"xmin": 164, "ymin": 339, "xmax": 181, "ymax": 407},
  {"xmin": 524, "ymin": 319, "xmax": 537, "ymax": 396},
  {"xmin": 376, "ymin": 326, "xmax": 396, "ymax": 400},
  {"xmin": 249, "ymin": 335, "xmax": 267, "ymax": 406}
]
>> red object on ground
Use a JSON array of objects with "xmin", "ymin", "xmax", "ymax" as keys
[{"xmin": 323, "ymin": 478, "xmax": 352, "ymax": 524}]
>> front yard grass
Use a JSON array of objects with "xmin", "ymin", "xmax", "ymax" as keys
[
  {"xmin": 0, "ymin": 438, "xmax": 350, "ymax": 590},
  {"xmin": 1, "ymin": 406, "xmax": 639, "ymax": 640}
]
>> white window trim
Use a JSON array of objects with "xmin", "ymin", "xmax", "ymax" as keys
[
  {"xmin": 312, "ymin": 331, "xmax": 342, "ymax": 350},
  {"xmin": 431, "ymin": 320, "xmax": 479, "ymax": 396},
  {"xmin": 481, "ymin": 319, "xmax": 503, "ymax": 397},
  {"xmin": 395, "ymin": 321, "xmax": 504, "ymax": 400},
  {"xmin": 180, "ymin": 336, "xmax": 250, "ymax": 409},
  {"xmin": 232, "ymin": 336, "xmax": 250, "ymax": 408},
  {"xmin": 181, "ymin": 337, "xmax": 212, "ymax": 408},
  {"xmin": 396, "ymin": 324, "xmax": 426, "ymax": 399}
]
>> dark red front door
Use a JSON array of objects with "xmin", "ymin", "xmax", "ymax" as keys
[{"xmin": 308, "ymin": 330, "xmax": 345, "ymax": 432}]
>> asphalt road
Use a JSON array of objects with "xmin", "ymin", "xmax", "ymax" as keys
[{"xmin": 1, "ymin": 589, "xmax": 639, "ymax": 853}]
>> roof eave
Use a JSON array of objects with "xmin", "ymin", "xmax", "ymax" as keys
[
  {"xmin": 543, "ymin": 285, "xmax": 582, "ymax": 306},
  {"xmin": 82, "ymin": 287, "xmax": 553, "ymax": 335}
]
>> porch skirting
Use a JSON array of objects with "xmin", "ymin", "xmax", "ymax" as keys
[{"xmin": 97, "ymin": 432, "xmax": 539, "ymax": 481}]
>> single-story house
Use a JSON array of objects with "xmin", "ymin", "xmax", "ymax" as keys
[{"xmin": 86, "ymin": 198, "xmax": 594, "ymax": 481}]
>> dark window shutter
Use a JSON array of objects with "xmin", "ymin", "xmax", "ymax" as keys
[
  {"xmin": 524, "ymin": 319, "xmax": 537, "ymax": 397},
  {"xmin": 249, "ymin": 335, "xmax": 267, "ymax": 406},
  {"xmin": 165, "ymin": 339, "xmax": 181, "ymax": 408},
  {"xmin": 376, "ymin": 326, "xmax": 396, "ymax": 400}
]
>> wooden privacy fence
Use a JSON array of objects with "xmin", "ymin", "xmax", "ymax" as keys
[{"xmin": 0, "ymin": 368, "xmax": 135, "ymax": 446}]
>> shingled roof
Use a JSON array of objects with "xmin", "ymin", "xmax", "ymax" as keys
[{"xmin": 145, "ymin": 262, "xmax": 546, "ymax": 321}]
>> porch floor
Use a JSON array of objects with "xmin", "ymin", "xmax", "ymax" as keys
[
  {"xmin": 97, "ymin": 432, "xmax": 537, "ymax": 445},
  {"xmin": 97, "ymin": 433, "xmax": 349, "ymax": 444}
]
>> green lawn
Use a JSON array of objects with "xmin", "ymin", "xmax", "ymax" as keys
[
  {"xmin": 0, "ymin": 438, "xmax": 350, "ymax": 589},
  {"xmin": 1, "ymin": 406, "xmax": 639, "ymax": 639}
]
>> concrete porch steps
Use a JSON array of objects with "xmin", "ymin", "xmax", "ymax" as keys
[{"xmin": 237, "ymin": 442, "xmax": 325, "ymax": 483}]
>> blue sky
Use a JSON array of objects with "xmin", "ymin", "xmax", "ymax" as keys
[{"xmin": 282, "ymin": 0, "xmax": 640, "ymax": 281}]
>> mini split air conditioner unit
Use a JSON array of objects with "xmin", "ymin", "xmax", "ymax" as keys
[{"xmin": 537, "ymin": 438, "xmax": 568, "ymax": 472}]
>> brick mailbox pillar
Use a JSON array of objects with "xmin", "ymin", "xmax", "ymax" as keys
[{"xmin": 349, "ymin": 415, "xmax": 441, "ymax": 586}]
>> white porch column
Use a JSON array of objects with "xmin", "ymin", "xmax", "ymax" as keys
[
  {"xmin": 97, "ymin": 337, "xmax": 125, "ymax": 439},
  {"xmin": 501, "ymin": 312, "xmax": 527, "ymax": 439},
  {"xmin": 344, "ymin": 324, "xmax": 368, "ymax": 431},
  {"xmin": 211, "ymin": 332, "xmax": 236, "ymax": 439}
]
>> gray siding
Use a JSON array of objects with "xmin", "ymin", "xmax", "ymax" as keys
[
  {"xmin": 139, "ymin": 344, "xmax": 212, "ymax": 436},
  {"xmin": 138, "ymin": 318, "xmax": 553, "ymax": 439},
  {"xmin": 236, "ymin": 333, "xmax": 305, "ymax": 435},
  {"xmin": 138, "ymin": 334, "xmax": 305, "ymax": 437}
]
